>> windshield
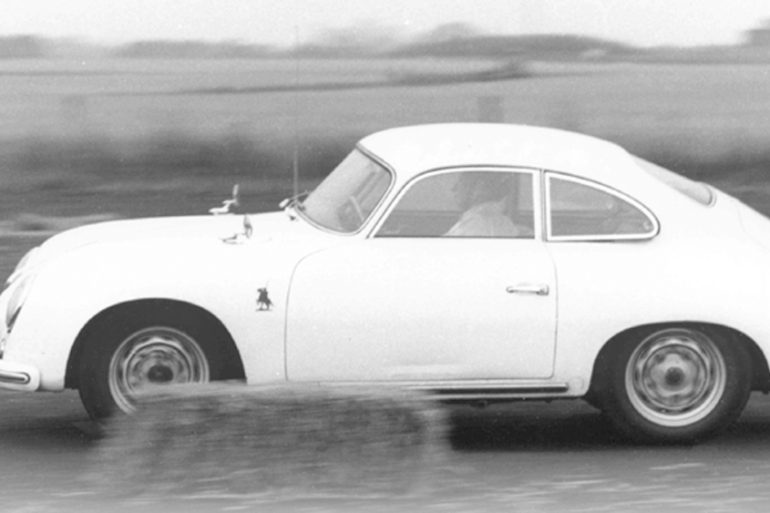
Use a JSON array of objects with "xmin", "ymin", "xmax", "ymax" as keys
[
  {"xmin": 301, "ymin": 149, "xmax": 392, "ymax": 233},
  {"xmin": 634, "ymin": 156, "xmax": 714, "ymax": 206}
]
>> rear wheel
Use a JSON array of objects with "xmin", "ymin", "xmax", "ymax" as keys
[
  {"xmin": 77, "ymin": 312, "xmax": 224, "ymax": 420},
  {"xmin": 602, "ymin": 326, "xmax": 751, "ymax": 443}
]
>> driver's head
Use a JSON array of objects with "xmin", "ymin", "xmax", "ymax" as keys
[{"xmin": 453, "ymin": 172, "xmax": 512, "ymax": 210}]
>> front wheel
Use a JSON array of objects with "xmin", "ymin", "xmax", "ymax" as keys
[
  {"xmin": 78, "ymin": 314, "xmax": 221, "ymax": 420},
  {"xmin": 602, "ymin": 326, "xmax": 751, "ymax": 444}
]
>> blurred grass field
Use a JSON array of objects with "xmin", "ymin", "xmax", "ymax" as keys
[{"xmin": 1, "ymin": 58, "xmax": 769, "ymax": 278}]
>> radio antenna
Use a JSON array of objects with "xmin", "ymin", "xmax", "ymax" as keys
[{"xmin": 291, "ymin": 19, "xmax": 300, "ymax": 199}]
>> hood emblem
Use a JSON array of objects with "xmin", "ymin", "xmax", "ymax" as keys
[
  {"xmin": 256, "ymin": 287, "xmax": 273, "ymax": 311},
  {"xmin": 222, "ymin": 215, "xmax": 253, "ymax": 244}
]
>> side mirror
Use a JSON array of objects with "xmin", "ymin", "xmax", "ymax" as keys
[{"xmin": 209, "ymin": 184, "xmax": 240, "ymax": 215}]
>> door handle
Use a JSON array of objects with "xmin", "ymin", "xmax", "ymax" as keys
[{"xmin": 506, "ymin": 283, "xmax": 550, "ymax": 296}]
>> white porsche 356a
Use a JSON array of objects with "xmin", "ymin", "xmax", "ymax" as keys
[{"xmin": 1, "ymin": 123, "xmax": 768, "ymax": 443}]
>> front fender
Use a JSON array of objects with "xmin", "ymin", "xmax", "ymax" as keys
[{"xmin": 5, "ymin": 236, "xmax": 323, "ymax": 390}]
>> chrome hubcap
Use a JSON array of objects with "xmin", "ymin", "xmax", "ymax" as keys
[
  {"xmin": 108, "ymin": 327, "xmax": 209, "ymax": 413},
  {"xmin": 626, "ymin": 328, "xmax": 726, "ymax": 427}
]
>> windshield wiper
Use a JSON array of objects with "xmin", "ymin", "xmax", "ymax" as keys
[{"xmin": 280, "ymin": 191, "xmax": 309, "ymax": 220}]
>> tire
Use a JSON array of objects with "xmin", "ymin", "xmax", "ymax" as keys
[
  {"xmin": 582, "ymin": 390, "xmax": 605, "ymax": 412},
  {"xmin": 601, "ymin": 326, "xmax": 751, "ymax": 444},
  {"xmin": 77, "ymin": 310, "xmax": 225, "ymax": 420}
]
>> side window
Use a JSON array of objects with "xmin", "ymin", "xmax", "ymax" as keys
[
  {"xmin": 547, "ymin": 175, "xmax": 656, "ymax": 240},
  {"xmin": 377, "ymin": 170, "xmax": 535, "ymax": 238}
]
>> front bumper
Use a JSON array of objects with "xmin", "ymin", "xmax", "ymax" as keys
[
  {"xmin": 0, "ymin": 359, "xmax": 40, "ymax": 391},
  {"xmin": 0, "ymin": 274, "xmax": 41, "ymax": 392}
]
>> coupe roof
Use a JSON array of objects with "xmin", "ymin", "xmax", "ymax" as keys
[{"xmin": 359, "ymin": 123, "xmax": 637, "ymax": 185}]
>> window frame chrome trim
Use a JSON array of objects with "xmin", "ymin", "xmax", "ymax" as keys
[
  {"xmin": 369, "ymin": 165, "xmax": 543, "ymax": 240},
  {"xmin": 297, "ymin": 144, "xmax": 396, "ymax": 237},
  {"xmin": 544, "ymin": 172, "xmax": 660, "ymax": 242}
]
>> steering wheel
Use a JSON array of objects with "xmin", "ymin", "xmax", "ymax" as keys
[
  {"xmin": 347, "ymin": 196, "xmax": 365, "ymax": 223},
  {"xmin": 338, "ymin": 196, "xmax": 365, "ymax": 231}
]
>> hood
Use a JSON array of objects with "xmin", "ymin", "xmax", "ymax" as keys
[{"xmin": 11, "ymin": 211, "xmax": 322, "ymax": 282}]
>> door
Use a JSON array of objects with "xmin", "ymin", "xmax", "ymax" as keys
[{"xmin": 285, "ymin": 168, "xmax": 557, "ymax": 382}]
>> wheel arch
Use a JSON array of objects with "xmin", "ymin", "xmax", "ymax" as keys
[
  {"xmin": 64, "ymin": 298, "xmax": 246, "ymax": 389},
  {"xmin": 588, "ymin": 322, "xmax": 770, "ymax": 401}
]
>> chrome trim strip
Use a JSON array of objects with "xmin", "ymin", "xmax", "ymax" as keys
[
  {"xmin": 422, "ymin": 384, "xmax": 569, "ymax": 395},
  {"xmin": 296, "ymin": 145, "xmax": 397, "ymax": 237},
  {"xmin": 370, "ymin": 165, "xmax": 543, "ymax": 240},
  {"xmin": 435, "ymin": 393, "xmax": 565, "ymax": 402},
  {"xmin": 544, "ymin": 172, "xmax": 661, "ymax": 242},
  {"xmin": 321, "ymin": 380, "xmax": 570, "ymax": 395}
]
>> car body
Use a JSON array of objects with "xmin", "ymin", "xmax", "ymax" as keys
[{"xmin": 1, "ymin": 123, "xmax": 769, "ymax": 442}]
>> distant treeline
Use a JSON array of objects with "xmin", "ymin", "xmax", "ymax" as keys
[
  {"xmin": 2, "ymin": 31, "xmax": 770, "ymax": 63},
  {"xmin": 115, "ymin": 40, "xmax": 274, "ymax": 59},
  {"xmin": 391, "ymin": 34, "xmax": 633, "ymax": 60},
  {"xmin": 1, "ymin": 33, "xmax": 633, "ymax": 61},
  {"xmin": 0, "ymin": 36, "xmax": 48, "ymax": 58}
]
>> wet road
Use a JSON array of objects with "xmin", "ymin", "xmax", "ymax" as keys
[{"xmin": 3, "ymin": 390, "xmax": 770, "ymax": 512}]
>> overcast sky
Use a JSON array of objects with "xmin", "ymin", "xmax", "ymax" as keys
[{"xmin": 2, "ymin": 0, "xmax": 769, "ymax": 48}]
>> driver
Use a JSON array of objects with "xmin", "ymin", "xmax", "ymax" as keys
[{"xmin": 445, "ymin": 173, "xmax": 519, "ymax": 237}]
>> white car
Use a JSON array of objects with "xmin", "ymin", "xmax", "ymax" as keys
[{"xmin": 1, "ymin": 123, "xmax": 767, "ymax": 443}]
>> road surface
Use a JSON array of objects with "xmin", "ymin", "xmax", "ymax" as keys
[{"xmin": 2, "ymin": 390, "xmax": 770, "ymax": 512}]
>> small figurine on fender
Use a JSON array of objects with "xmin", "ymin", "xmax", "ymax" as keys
[{"xmin": 256, "ymin": 287, "xmax": 273, "ymax": 311}]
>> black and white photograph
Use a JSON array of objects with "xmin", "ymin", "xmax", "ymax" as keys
[{"xmin": 1, "ymin": 1, "xmax": 770, "ymax": 511}]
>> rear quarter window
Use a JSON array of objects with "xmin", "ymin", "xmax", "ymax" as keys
[{"xmin": 547, "ymin": 174, "xmax": 658, "ymax": 241}]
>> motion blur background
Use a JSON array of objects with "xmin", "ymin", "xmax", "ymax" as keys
[{"xmin": 1, "ymin": 0, "xmax": 770, "ymax": 277}]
